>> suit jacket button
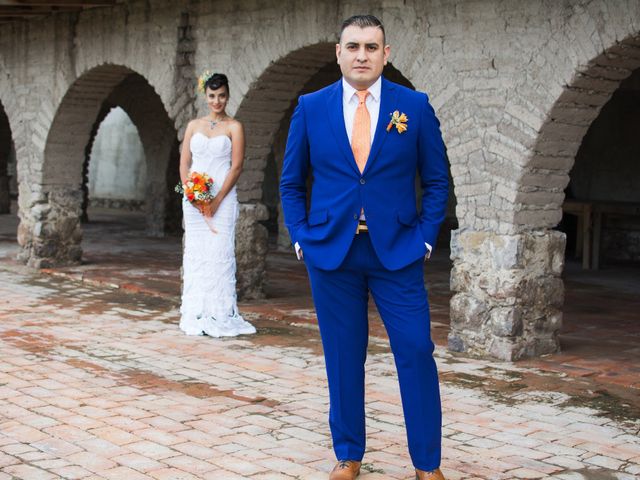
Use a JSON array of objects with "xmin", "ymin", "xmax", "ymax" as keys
[
  {"xmin": 360, "ymin": 178, "xmax": 366, "ymax": 184},
  {"xmin": 353, "ymin": 214, "xmax": 358, "ymax": 220}
]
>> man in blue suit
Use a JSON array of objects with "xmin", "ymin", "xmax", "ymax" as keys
[{"xmin": 280, "ymin": 14, "xmax": 449, "ymax": 480}]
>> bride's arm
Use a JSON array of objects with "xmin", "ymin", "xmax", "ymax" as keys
[
  {"xmin": 204, "ymin": 121, "xmax": 245, "ymax": 217},
  {"xmin": 179, "ymin": 121, "xmax": 195, "ymax": 185}
]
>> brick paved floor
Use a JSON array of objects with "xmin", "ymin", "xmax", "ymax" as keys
[
  {"xmin": 1, "ymin": 207, "xmax": 639, "ymax": 479},
  {"xmin": 1, "ymin": 262, "xmax": 639, "ymax": 479},
  {"xmin": 3, "ymin": 208, "xmax": 638, "ymax": 394}
]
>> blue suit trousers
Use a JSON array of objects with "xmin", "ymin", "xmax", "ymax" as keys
[{"xmin": 305, "ymin": 233, "xmax": 442, "ymax": 471}]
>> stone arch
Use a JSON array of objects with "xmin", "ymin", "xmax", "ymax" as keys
[
  {"xmin": 235, "ymin": 43, "xmax": 337, "ymax": 203},
  {"xmin": 230, "ymin": 43, "xmax": 336, "ymax": 298},
  {"xmin": 25, "ymin": 64, "xmax": 177, "ymax": 267},
  {"xmin": 518, "ymin": 33, "xmax": 640, "ymax": 230},
  {"xmin": 190, "ymin": 2, "xmax": 462, "ymax": 299},
  {"xmin": 448, "ymin": 32, "xmax": 640, "ymax": 361},
  {"xmin": 86, "ymin": 73, "xmax": 179, "ymax": 236},
  {"xmin": 233, "ymin": 41, "xmax": 426, "ymax": 297},
  {"xmin": 566, "ymin": 67, "xmax": 640, "ymax": 267}
]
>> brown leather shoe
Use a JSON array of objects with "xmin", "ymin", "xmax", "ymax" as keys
[
  {"xmin": 329, "ymin": 460, "xmax": 361, "ymax": 480},
  {"xmin": 415, "ymin": 467, "xmax": 445, "ymax": 480}
]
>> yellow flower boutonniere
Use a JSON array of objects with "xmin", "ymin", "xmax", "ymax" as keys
[{"xmin": 386, "ymin": 110, "xmax": 408, "ymax": 134}]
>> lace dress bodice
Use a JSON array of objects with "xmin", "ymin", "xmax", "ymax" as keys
[{"xmin": 190, "ymin": 133, "xmax": 233, "ymax": 189}]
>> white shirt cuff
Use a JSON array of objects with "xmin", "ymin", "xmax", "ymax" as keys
[{"xmin": 425, "ymin": 242, "xmax": 432, "ymax": 260}]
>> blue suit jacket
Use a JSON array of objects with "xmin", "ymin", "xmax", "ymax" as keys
[{"xmin": 280, "ymin": 77, "xmax": 449, "ymax": 271}]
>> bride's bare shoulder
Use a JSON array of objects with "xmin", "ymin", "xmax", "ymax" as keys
[
  {"xmin": 227, "ymin": 118, "xmax": 243, "ymax": 132},
  {"xmin": 186, "ymin": 118, "xmax": 202, "ymax": 130}
]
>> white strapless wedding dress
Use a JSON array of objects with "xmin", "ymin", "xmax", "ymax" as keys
[{"xmin": 179, "ymin": 132, "xmax": 256, "ymax": 337}]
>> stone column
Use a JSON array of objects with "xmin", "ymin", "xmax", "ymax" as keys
[
  {"xmin": 17, "ymin": 185, "xmax": 83, "ymax": 269},
  {"xmin": 235, "ymin": 203, "xmax": 268, "ymax": 299},
  {"xmin": 448, "ymin": 229, "xmax": 566, "ymax": 361},
  {"xmin": 145, "ymin": 175, "xmax": 168, "ymax": 238}
]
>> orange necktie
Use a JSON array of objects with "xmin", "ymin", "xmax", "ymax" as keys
[{"xmin": 351, "ymin": 90, "xmax": 370, "ymax": 173}]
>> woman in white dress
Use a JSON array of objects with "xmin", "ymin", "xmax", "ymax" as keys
[{"xmin": 178, "ymin": 72, "xmax": 256, "ymax": 337}]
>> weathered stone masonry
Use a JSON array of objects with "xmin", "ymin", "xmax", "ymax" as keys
[{"xmin": 0, "ymin": 0, "xmax": 638, "ymax": 359}]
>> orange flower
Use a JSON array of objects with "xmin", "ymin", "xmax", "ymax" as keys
[
  {"xmin": 176, "ymin": 171, "xmax": 216, "ymax": 205},
  {"xmin": 386, "ymin": 110, "xmax": 408, "ymax": 134}
]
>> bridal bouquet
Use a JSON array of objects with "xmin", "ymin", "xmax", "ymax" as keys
[
  {"xmin": 176, "ymin": 172, "xmax": 219, "ymax": 233},
  {"xmin": 175, "ymin": 172, "xmax": 216, "ymax": 205}
]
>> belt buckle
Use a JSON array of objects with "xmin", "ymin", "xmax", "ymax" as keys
[{"xmin": 356, "ymin": 221, "xmax": 368, "ymax": 234}]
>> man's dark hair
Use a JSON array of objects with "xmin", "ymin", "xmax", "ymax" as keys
[{"xmin": 339, "ymin": 14, "xmax": 385, "ymax": 43}]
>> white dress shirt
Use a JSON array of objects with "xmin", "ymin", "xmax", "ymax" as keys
[
  {"xmin": 342, "ymin": 76, "xmax": 381, "ymax": 146},
  {"xmin": 294, "ymin": 76, "xmax": 431, "ymax": 260}
]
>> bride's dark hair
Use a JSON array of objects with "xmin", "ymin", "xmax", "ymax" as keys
[{"xmin": 205, "ymin": 73, "xmax": 229, "ymax": 95}]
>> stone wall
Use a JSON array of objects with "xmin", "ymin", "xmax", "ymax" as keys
[
  {"xmin": 0, "ymin": 0, "xmax": 639, "ymax": 357},
  {"xmin": 602, "ymin": 219, "xmax": 640, "ymax": 262},
  {"xmin": 449, "ymin": 230, "xmax": 566, "ymax": 360}
]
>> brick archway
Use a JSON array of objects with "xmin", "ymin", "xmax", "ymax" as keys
[
  {"xmin": 235, "ymin": 43, "xmax": 337, "ymax": 204},
  {"xmin": 449, "ymin": 33, "xmax": 640, "ymax": 361},
  {"xmin": 229, "ymin": 43, "xmax": 336, "ymax": 298},
  {"xmin": 518, "ymin": 34, "xmax": 640, "ymax": 230},
  {"xmin": 20, "ymin": 64, "xmax": 177, "ymax": 268},
  {"xmin": 85, "ymin": 73, "xmax": 180, "ymax": 237}
]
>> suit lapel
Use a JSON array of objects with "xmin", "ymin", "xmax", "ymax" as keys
[
  {"xmin": 325, "ymin": 80, "xmax": 360, "ymax": 176},
  {"xmin": 362, "ymin": 78, "xmax": 398, "ymax": 176}
]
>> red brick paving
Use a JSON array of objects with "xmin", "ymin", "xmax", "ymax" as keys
[{"xmin": 0, "ymin": 208, "xmax": 638, "ymax": 479}]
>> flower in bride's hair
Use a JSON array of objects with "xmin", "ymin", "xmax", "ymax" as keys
[{"xmin": 197, "ymin": 70, "xmax": 215, "ymax": 93}]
